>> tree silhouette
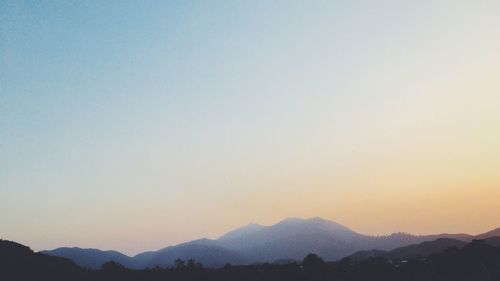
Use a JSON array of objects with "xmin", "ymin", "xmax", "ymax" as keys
[
  {"xmin": 174, "ymin": 258, "xmax": 185, "ymax": 269},
  {"xmin": 302, "ymin": 253, "xmax": 326, "ymax": 280},
  {"xmin": 186, "ymin": 258, "xmax": 203, "ymax": 269},
  {"xmin": 302, "ymin": 253, "xmax": 325, "ymax": 271},
  {"xmin": 101, "ymin": 261, "xmax": 126, "ymax": 272}
]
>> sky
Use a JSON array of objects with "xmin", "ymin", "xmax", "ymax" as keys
[{"xmin": 1, "ymin": 0, "xmax": 500, "ymax": 255}]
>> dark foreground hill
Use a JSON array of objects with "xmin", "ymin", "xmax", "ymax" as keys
[
  {"xmin": 349, "ymin": 238, "xmax": 468, "ymax": 261},
  {"xmin": 0, "ymin": 239, "xmax": 84, "ymax": 281},
  {"xmin": 349, "ymin": 236, "xmax": 500, "ymax": 262},
  {"xmin": 3, "ymin": 238, "xmax": 500, "ymax": 281},
  {"xmin": 42, "ymin": 217, "xmax": 500, "ymax": 269}
]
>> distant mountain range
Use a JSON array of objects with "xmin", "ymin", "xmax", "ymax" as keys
[
  {"xmin": 40, "ymin": 247, "xmax": 136, "ymax": 269},
  {"xmin": 5, "ymin": 237, "xmax": 500, "ymax": 281},
  {"xmin": 41, "ymin": 217, "xmax": 500, "ymax": 269}
]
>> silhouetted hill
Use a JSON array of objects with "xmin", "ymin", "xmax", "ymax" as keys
[
  {"xmin": 483, "ymin": 236, "xmax": 500, "ymax": 247},
  {"xmin": 349, "ymin": 238, "xmax": 468, "ymax": 261},
  {"xmin": 0, "ymin": 239, "xmax": 83, "ymax": 281},
  {"xmin": 347, "ymin": 227, "xmax": 500, "ymax": 263},
  {"xmin": 41, "ymin": 247, "xmax": 136, "ymax": 269}
]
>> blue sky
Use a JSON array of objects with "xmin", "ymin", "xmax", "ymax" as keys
[{"xmin": 1, "ymin": 1, "xmax": 500, "ymax": 255}]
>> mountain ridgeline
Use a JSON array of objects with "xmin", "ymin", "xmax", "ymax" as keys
[
  {"xmin": 41, "ymin": 217, "xmax": 500, "ymax": 269},
  {"xmin": 4, "ymin": 237, "xmax": 500, "ymax": 281}
]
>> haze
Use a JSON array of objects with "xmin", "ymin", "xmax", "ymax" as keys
[{"xmin": 1, "ymin": 1, "xmax": 499, "ymax": 255}]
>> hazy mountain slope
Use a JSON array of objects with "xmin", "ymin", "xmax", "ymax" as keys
[
  {"xmin": 365, "ymin": 232, "xmax": 428, "ymax": 251},
  {"xmin": 218, "ymin": 223, "xmax": 265, "ymax": 241},
  {"xmin": 41, "ymin": 247, "xmax": 136, "ymax": 269},
  {"xmin": 136, "ymin": 239, "xmax": 246, "ymax": 268},
  {"xmin": 475, "ymin": 227, "xmax": 500, "ymax": 240}
]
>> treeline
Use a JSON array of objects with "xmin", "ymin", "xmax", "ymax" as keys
[{"xmin": 2, "ymin": 239, "xmax": 500, "ymax": 281}]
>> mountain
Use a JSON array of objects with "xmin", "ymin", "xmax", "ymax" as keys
[
  {"xmin": 217, "ymin": 217, "xmax": 371, "ymax": 261},
  {"xmin": 41, "ymin": 217, "xmax": 500, "ymax": 269},
  {"xmin": 41, "ymin": 247, "xmax": 136, "ymax": 269},
  {"xmin": 215, "ymin": 217, "xmax": 475, "ymax": 262},
  {"xmin": 0, "ymin": 239, "xmax": 82, "ymax": 281}
]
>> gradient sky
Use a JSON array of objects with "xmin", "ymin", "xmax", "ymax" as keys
[{"xmin": 1, "ymin": 0, "xmax": 500, "ymax": 255}]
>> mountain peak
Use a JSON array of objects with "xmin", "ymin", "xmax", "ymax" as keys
[
  {"xmin": 218, "ymin": 223, "xmax": 265, "ymax": 241},
  {"xmin": 307, "ymin": 216, "xmax": 330, "ymax": 222},
  {"xmin": 278, "ymin": 217, "xmax": 304, "ymax": 223},
  {"xmin": 277, "ymin": 216, "xmax": 327, "ymax": 224},
  {"xmin": 275, "ymin": 217, "xmax": 353, "ymax": 233}
]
